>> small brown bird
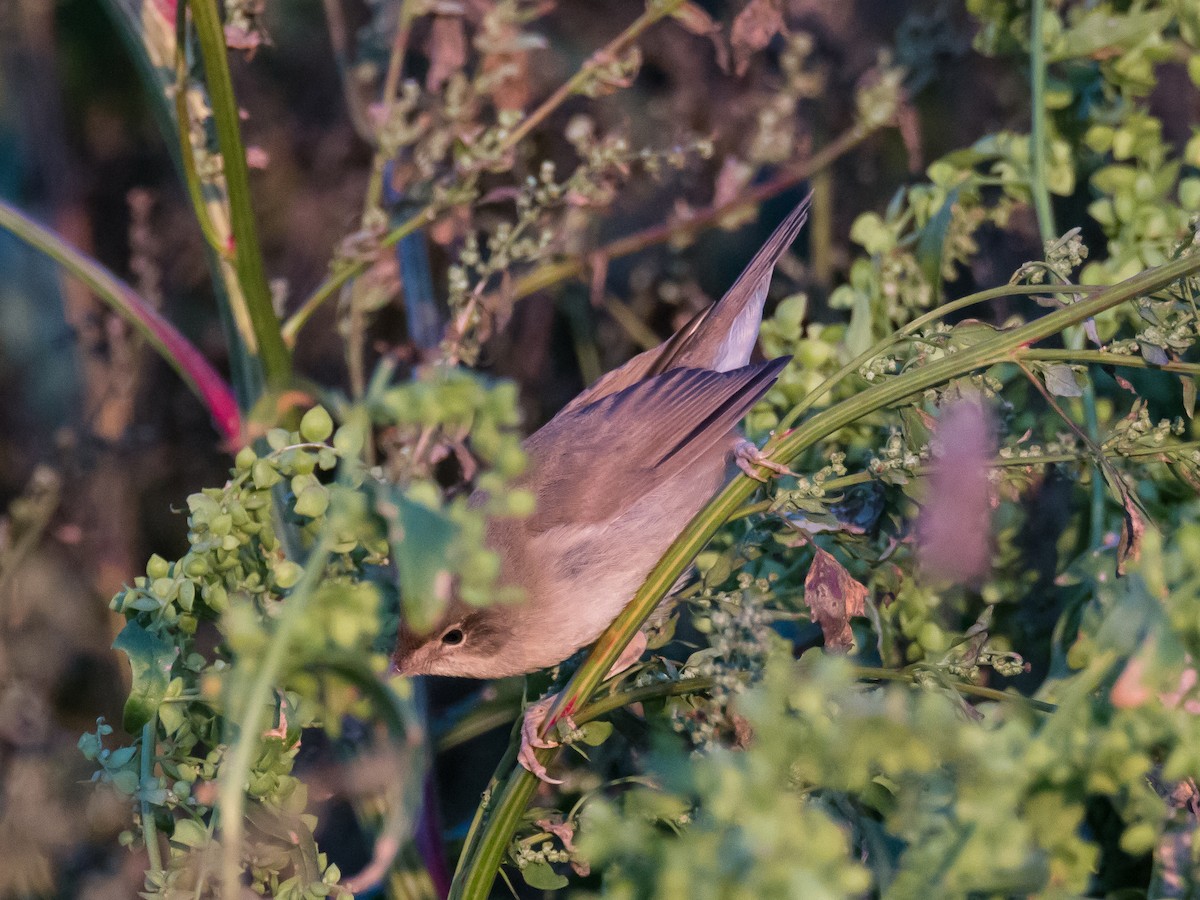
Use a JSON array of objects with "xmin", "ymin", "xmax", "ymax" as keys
[{"xmin": 394, "ymin": 196, "xmax": 810, "ymax": 681}]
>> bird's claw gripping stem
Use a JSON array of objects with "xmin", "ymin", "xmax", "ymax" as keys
[
  {"xmin": 734, "ymin": 439, "xmax": 795, "ymax": 481},
  {"xmin": 519, "ymin": 695, "xmax": 573, "ymax": 784}
]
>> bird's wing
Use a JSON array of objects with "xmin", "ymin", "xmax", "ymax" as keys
[
  {"xmin": 555, "ymin": 305, "xmax": 710, "ymax": 416},
  {"xmin": 556, "ymin": 195, "xmax": 810, "ymax": 417},
  {"xmin": 522, "ymin": 357, "xmax": 790, "ymax": 532},
  {"xmin": 667, "ymin": 193, "xmax": 811, "ymax": 373}
]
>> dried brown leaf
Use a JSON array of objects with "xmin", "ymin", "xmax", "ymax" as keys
[
  {"xmin": 803, "ymin": 547, "xmax": 868, "ymax": 651},
  {"xmin": 426, "ymin": 15, "xmax": 468, "ymax": 91},
  {"xmin": 672, "ymin": 2, "xmax": 730, "ymax": 71},
  {"xmin": 1117, "ymin": 500, "xmax": 1144, "ymax": 575},
  {"xmin": 673, "ymin": 2, "xmax": 720, "ymax": 36},
  {"xmin": 730, "ymin": 0, "xmax": 784, "ymax": 76},
  {"xmin": 713, "ymin": 155, "xmax": 753, "ymax": 210}
]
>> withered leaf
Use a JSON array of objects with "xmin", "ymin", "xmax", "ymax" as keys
[
  {"xmin": 1099, "ymin": 464, "xmax": 1148, "ymax": 576},
  {"xmin": 1117, "ymin": 498, "xmax": 1145, "ymax": 576},
  {"xmin": 672, "ymin": 1, "xmax": 730, "ymax": 71},
  {"xmin": 1042, "ymin": 363, "xmax": 1083, "ymax": 398},
  {"xmin": 713, "ymin": 155, "xmax": 754, "ymax": 210},
  {"xmin": 803, "ymin": 547, "xmax": 868, "ymax": 651},
  {"xmin": 731, "ymin": 0, "xmax": 784, "ymax": 76},
  {"xmin": 426, "ymin": 15, "xmax": 468, "ymax": 91},
  {"xmin": 672, "ymin": 2, "xmax": 720, "ymax": 36}
]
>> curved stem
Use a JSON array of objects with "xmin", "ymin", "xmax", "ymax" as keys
[
  {"xmin": 732, "ymin": 439, "xmax": 1200, "ymax": 522},
  {"xmin": 0, "ymin": 200, "xmax": 242, "ymax": 442},
  {"xmin": 778, "ymin": 283, "xmax": 1105, "ymax": 431},
  {"xmin": 218, "ymin": 539, "xmax": 332, "ymax": 896},
  {"xmin": 140, "ymin": 719, "xmax": 163, "ymax": 874},
  {"xmin": 852, "ymin": 666, "xmax": 1057, "ymax": 713}
]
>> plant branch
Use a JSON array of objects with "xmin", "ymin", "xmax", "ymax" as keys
[
  {"xmin": 778, "ymin": 283, "xmax": 1106, "ymax": 430},
  {"xmin": 289, "ymin": 0, "xmax": 830, "ymax": 346},
  {"xmin": 732, "ymin": 439, "xmax": 1200, "ymax": 521},
  {"xmin": 189, "ymin": 0, "xmax": 291, "ymax": 387},
  {"xmin": 140, "ymin": 719, "xmax": 164, "ymax": 873},
  {"xmin": 1018, "ymin": 348, "xmax": 1200, "ymax": 377},
  {"xmin": 1028, "ymin": 0, "xmax": 1055, "ymax": 247},
  {"xmin": 510, "ymin": 121, "xmax": 876, "ymax": 304},
  {"xmin": 173, "ymin": 3, "xmax": 230, "ymax": 260},
  {"xmin": 852, "ymin": 666, "xmax": 1057, "ymax": 713},
  {"xmin": 218, "ymin": 538, "xmax": 332, "ymax": 896}
]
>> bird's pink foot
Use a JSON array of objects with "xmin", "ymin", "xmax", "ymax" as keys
[
  {"xmin": 734, "ymin": 439, "xmax": 795, "ymax": 481},
  {"xmin": 518, "ymin": 632, "xmax": 649, "ymax": 783},
  {"xmin": 519, "ymin": 695, "xmax": 574, "ymax": 784}
]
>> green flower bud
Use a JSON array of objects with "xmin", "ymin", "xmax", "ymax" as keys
[
  {"xmin": 235, "ymin": 445, "xmax": 257, "ymax": 471},
  {"xmin": 147, "ymin": 554, "xmax": 170, "ymax": 580},
  {"xmin": 300, "ymin": 405, "xmax": 334, "ymax": 443}
]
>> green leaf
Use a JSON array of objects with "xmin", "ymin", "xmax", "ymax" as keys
[
  {"xmin": 1046, "ymin": 7, "xmax": 1172, "ymax": 63},
  {"xmin": 377, "ymin": 486, "xmax": 459, "ymax": 632},
  {"xmin": 1042, "ymin": 364, "xmax": 1083, "ymax": 397},
  {"xmin": 520, "ymin": 860, "xmax": 568, "ymax": 890},
  {"xmin": 844, "ymin": 292, "xmax": 874, "ymax": 358},
  {"xmin": 172, "ymin": 818, "xmax": 210, "ymax": 848},
  {"xmin": 576, "ymin": 721, "xmax": 614, "ymax": 746},
  {"xmin": 113, "ymin": 621, "xmax": 177, "ymax": 733},
  {"xmin": 107, "ymin": 745, "xmax": 138, "ymax": 768},
  {"xmin": 914, "ymin": 189, "xmax": 957, "ymax": 297}
]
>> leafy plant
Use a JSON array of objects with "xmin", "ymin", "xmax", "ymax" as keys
[{"xmin": 4, "ymin": 0, "xmax": 1200, "ymax": 897}]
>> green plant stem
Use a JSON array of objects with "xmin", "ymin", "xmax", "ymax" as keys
[
  {"xmin": 218, "ymin": 539, "xmax": 332, "ymax": 896},
  {"xmin": 286, "ymin": 116, "xmax": 875, "ymax": 346},
  {"xmin": 1019, "ymin": 348, "xmax": 1200, "ymax": 377},
  {"xmin": 283, "ymin": 208, "xmax": 431, "ymax": 345},
  {"xmin": 1028, "ymin": 0, "xmax": 1105, "ymax": 544},
  {"xmin": 438, "ymin": 676, "xmax": 717, "ymax": 753},
  {"xmin": 852, "ymin": 666, "xmax": 1057, "ymax": 713},
  {"xmin": 1029, "ymin": 0, "xmax": 1055, "ymax": 248},
  {"xmin": 0, "ymin": 199, "xmax": 242, "ymax": 441},
  {"xmin": 732, "ymin": 439, "xmax": 1200, "ymax": 521},
  {"xmin": 450, "ymin": 249, "xmax": 1200, "ymax": 900},
  {"xmin": 188, "ymin": 0, "xmax": 291, "ymax": 388},
  {"xmin": 778, "ymin": 283, "xmax": 1105, "ymax": 431},
  {"xmin": 101, "ymin": 0, "xmax": 261, "ymax": 408},
  {"xmin": 140, "ymin": 719, "xmax": 164, "ymax": 874},
  {"xmin": 449, "ymin": 676, "xmax": 716, "ymax": 898},
  {"xmin": 173, "ymin": 4, "xmax": 229, "ymax": 261}
]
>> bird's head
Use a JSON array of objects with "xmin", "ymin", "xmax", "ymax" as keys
[{"xmin": 392, "ymin": 604, "xmax": 521, "ymax": 679}]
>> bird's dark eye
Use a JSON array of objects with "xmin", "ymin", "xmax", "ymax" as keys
[{"xmin": 441, "ymin": 627, "xmax": 465, "ymax": 646}]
